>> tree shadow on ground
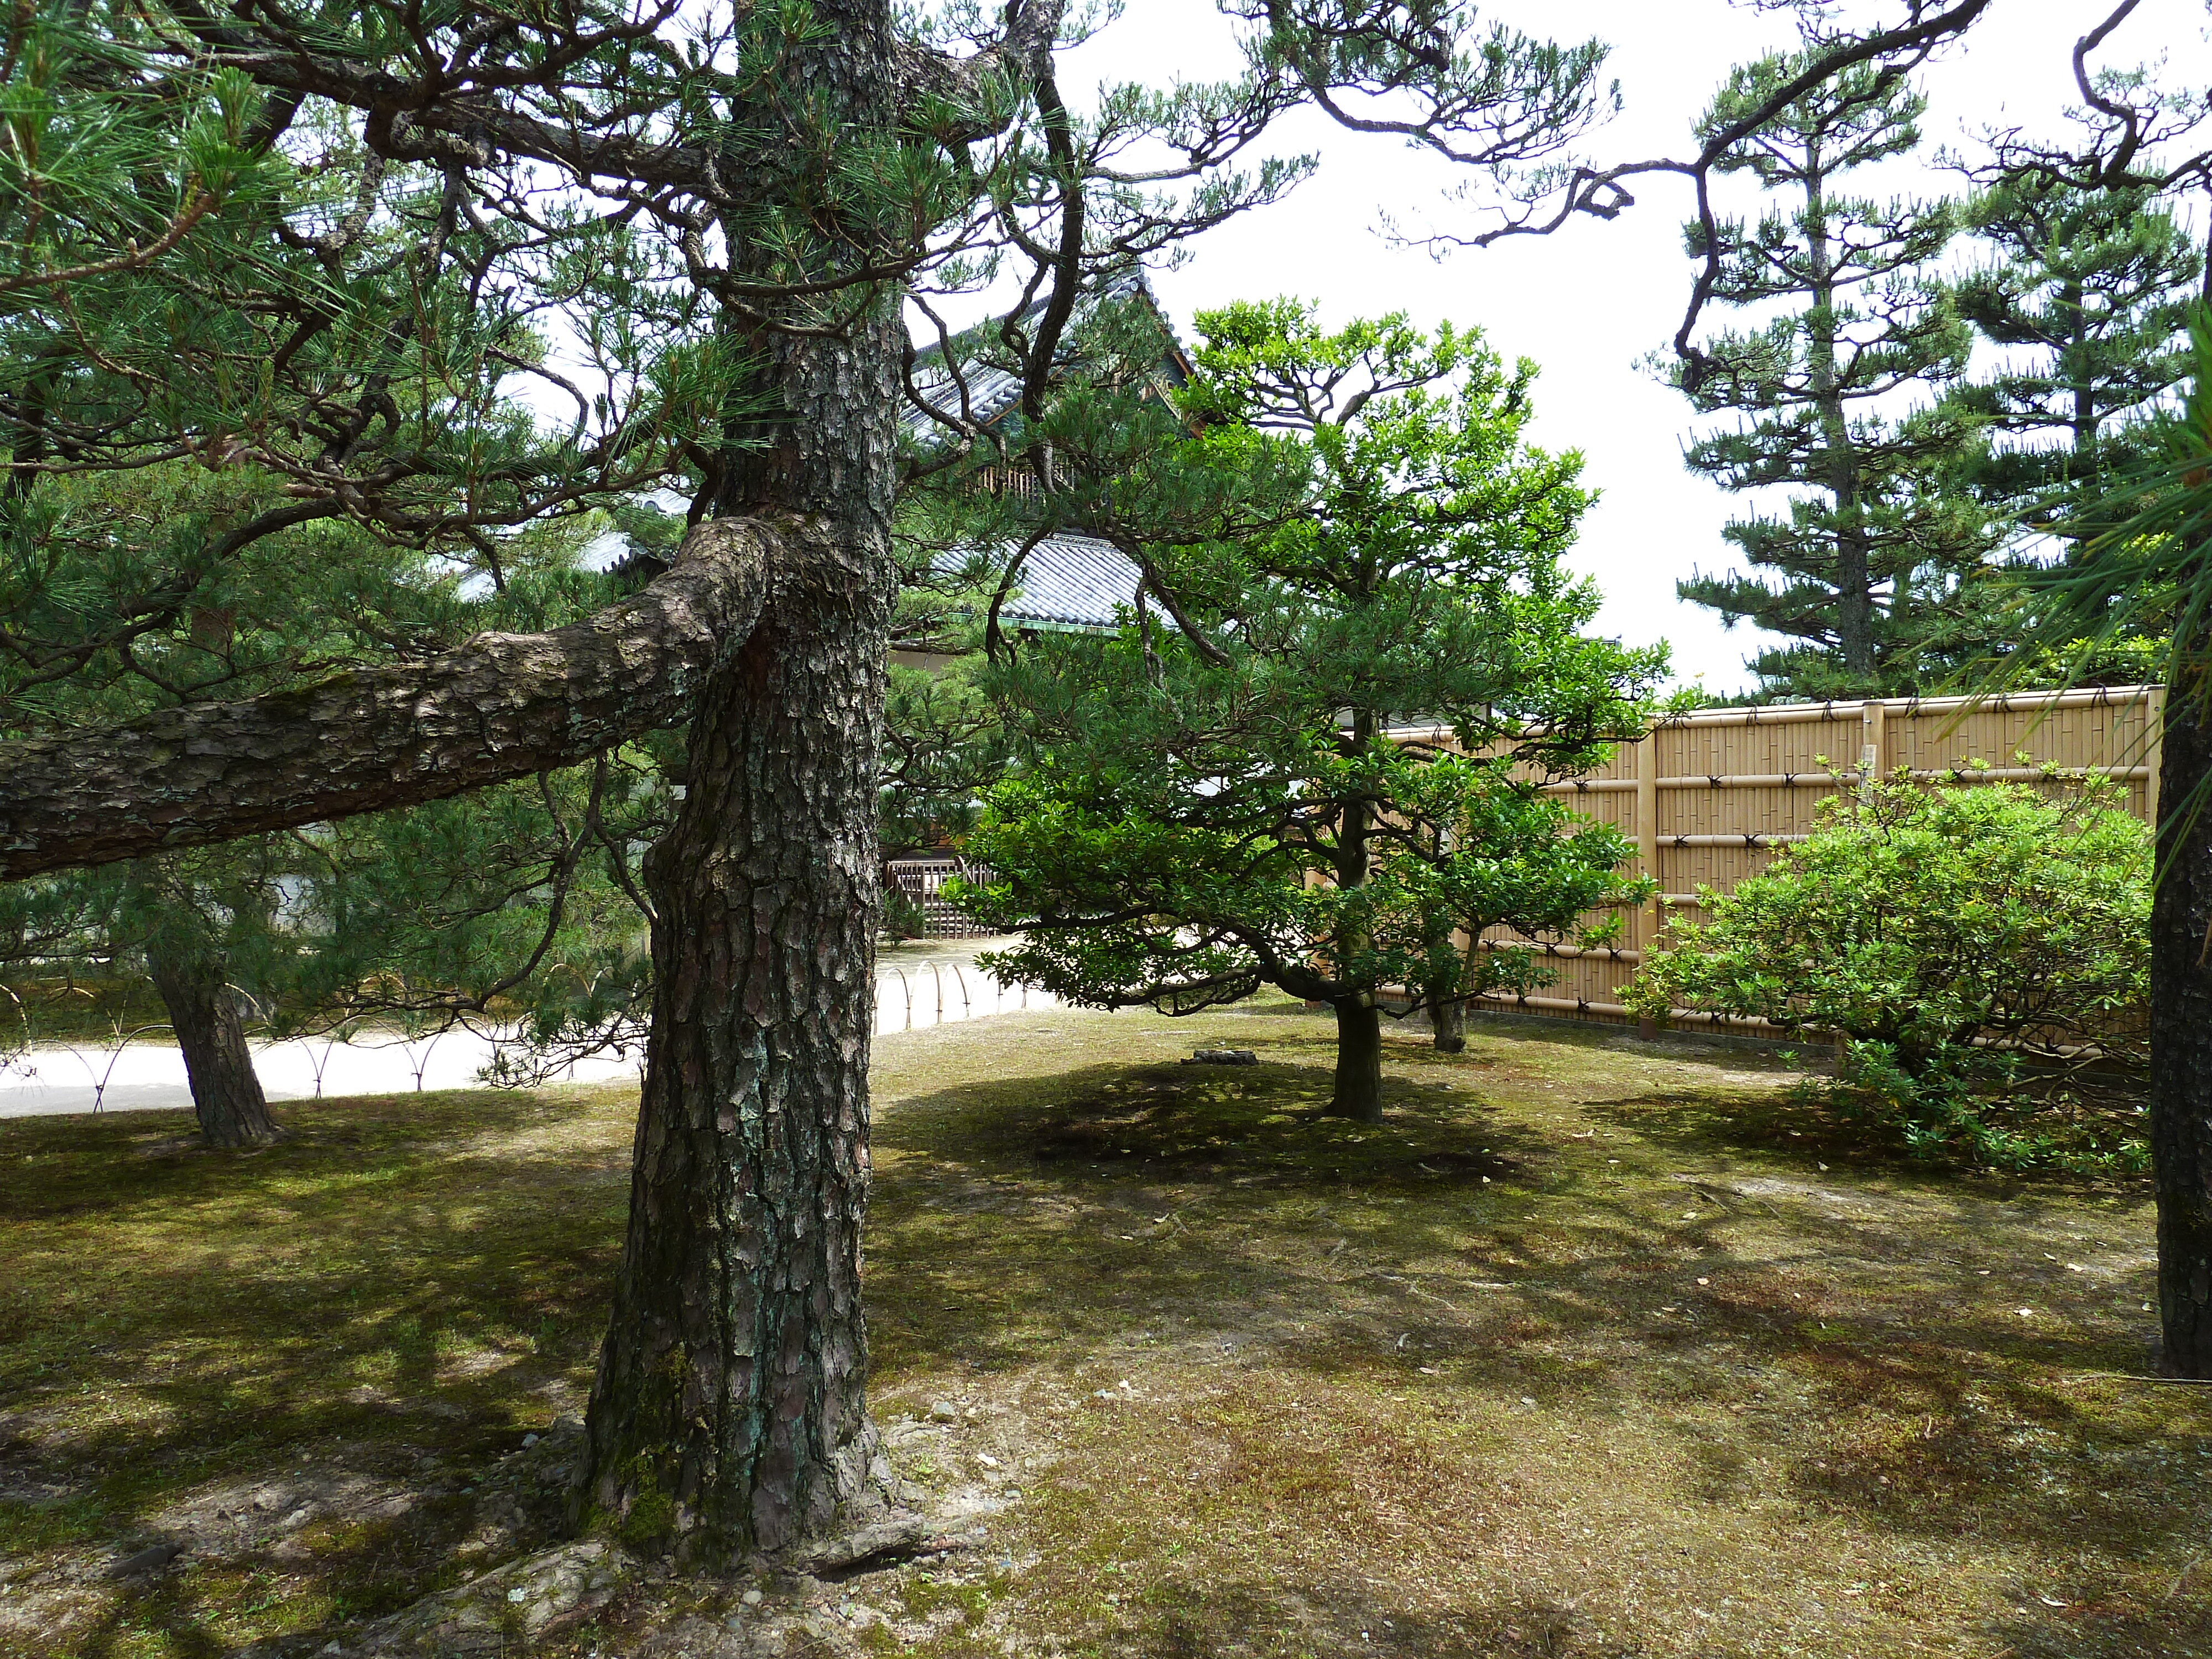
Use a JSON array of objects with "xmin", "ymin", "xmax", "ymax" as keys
[
  {"xmin": 3, "ymin": 1028, "xmax": 2200, "ymax": 1659},
  {"xmin": 864, "ymin": 1045, "xmax": 2201, "ymax": 1657},
  {"xmin": 0, "ymin": 1087, "xmax": 627, "ymax": 1658}
]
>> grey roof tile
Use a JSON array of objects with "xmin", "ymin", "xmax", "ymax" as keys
[{"xmin": 998, "ymin": 533, "xmax": 1141, "ymax": 630}]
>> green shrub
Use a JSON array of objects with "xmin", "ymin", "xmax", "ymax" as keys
[
  {"xmin": 1625, "ymin": 773, "xmax": 2151, "ymax": 1172},
  {"xmin": 883, "ymin": 884, "xmax": 930, "ymax": 942}
]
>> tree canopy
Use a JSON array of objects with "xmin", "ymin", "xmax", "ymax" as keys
[{"xmin": 957, "ymin": 302, "xmax": 1661, "ymax": 1120}]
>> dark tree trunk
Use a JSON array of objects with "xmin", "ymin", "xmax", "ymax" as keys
[
  {"xmin": 1803, "ymin": 163, "xmax": 1875, "ymax": 684},
  {"xmin": 573, "ymin": 1, "xmax": 903, "ymax": 1562},
  {"xmin": 2152, "ymin": 678, "xmax": 2212, "ymax": 1377},
  {"xmin": 1331, "ymin": 998, "xmax": 1385, "ymax": 1124},
  {"xmin": 147, "ymin": 943, "xmax": 279, "ymax": 1149},
  {"xmin": 573, "ymin": 537, "xmax": 895, "ymax": 1561},
  {"xmin": 1431, "ymin": 987, "xmax": 1467, "ymax": 1053}
]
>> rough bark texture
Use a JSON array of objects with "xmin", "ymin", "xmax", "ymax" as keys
[
  {"xmin": 1331, "ymin": 999, "xmax": 1385, "ymax": 1124},
  {"xmin": 573, "ymin": 1, "xmax": 902, "ymax": 1562},
  {"xmin": 1431, "ymin": 989, "xmax": 1467, "ymax": 1054},
  {"xmin": 573, "ymin": 533, "xmax": 894, "ymax": 1559},
  {"xmin": 0, "ymin": 524, "xmax": 780, "ymax": 879},
  {"xmin": 2152, "ymin": 678, "xmax": 2212, "ymax": 1377},
  {"xmin": 147, "ymin": 943, "xmax": 280, "ymax": 1149}
]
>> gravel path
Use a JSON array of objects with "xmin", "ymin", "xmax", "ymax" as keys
[{"xmin": 1, "ymin": 940, "xmax": 1068, "ymax": 1118}]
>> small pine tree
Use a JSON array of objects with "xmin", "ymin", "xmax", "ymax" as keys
[{"xmin": 956, "ymin": 303, "xmax": 1661, "ymax": 1121}]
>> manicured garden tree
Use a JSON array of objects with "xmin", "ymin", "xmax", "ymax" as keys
[
  {"xmin": 1626, "ymin": 774, "xmax": 2152, "ymax": 1170},
  {"xmin": 1947, "ymin": 175, "xmax": 2199, "ymax": 521},
  {"xmin": 0, "ymin": 0, "xmax": 1650, "ymax": 1564},
  {"xmin": 0, "ymin": 461, "xmax": 674, "ymax": 1140},
  {"xmin": 1997, "ymin": 306, "xmax": 2212, "ymax": 1365},
  {"xmin": 0, "ymin": 846, "xmax": 297, "ymax": 1146},
  {"xmin": 955, "ymin": 304, "xmax": 1661, "ymax": 1123}
]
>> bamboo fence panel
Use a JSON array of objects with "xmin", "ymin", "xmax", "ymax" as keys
[{"xmin": 1396, "ymin": 684, "xmax": 2163, "ymax": 1031}]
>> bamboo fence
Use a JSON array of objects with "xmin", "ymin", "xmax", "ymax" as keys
[{"xmin": 1394, "ymin": 684, "xmax": 2164, "ymax": 1034}]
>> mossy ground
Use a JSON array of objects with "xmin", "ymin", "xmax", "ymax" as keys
[{"xmin": 0, "ymin": 998, "xmax": 2198, "ymax": 1657}]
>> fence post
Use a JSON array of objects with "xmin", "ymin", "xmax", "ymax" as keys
[
  {"xmin": 2147, "ymin": 684, "xmax": 2166, "ymax": 827},
  {"xmin": 1859, "ymin": 698, "xmax": 1886, "ymax": 801},
  {"xmin": 1636, "ymin": 724, "xmax": 1659, "ymax": 1041}
]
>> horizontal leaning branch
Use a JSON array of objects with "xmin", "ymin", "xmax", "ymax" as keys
[{"xmin": 0, "ymin": 517, "xmax": 796, "ymax": 881}]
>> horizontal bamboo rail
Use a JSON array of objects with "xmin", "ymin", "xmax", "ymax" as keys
[
  {"xmin": 1648, "ymin": 684, "xmax": 2157, "ymax": 729},
  {"xmin": 1395, "ymin": 685, "xmax": 2158, "ymax": 749},
  {"xmin": 1540, "ymin": 763, "xmax": 2153, "ymax": 795},
  {"xmin": 1660, "ymin": 832, "xmax": 1808, "ymax": 848},
  {"xmin": 1475, "ymin": 939, "xmax": 1643, "ymax": 965}
]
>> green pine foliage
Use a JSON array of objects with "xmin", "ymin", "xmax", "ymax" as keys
[
  {"xmin": 0, "ymin": 0, "xmax": 712, "ymax": 1072},
  {"xmin": 1948, "ymin": 178, "xmax": 2200, "ymax": 515},
  {"xmin": 0, "ymin": 487, "xmax": 676, "ymax": 1072},
  {"xmin": 1626, "ymin": 775, "xmax": 2151, "ymax": 1172},
  {"xmin": 1666, "ymin": 45, "xmax": 1996, "ymax": 701},
  {"xmin": 953, "ymin": 302, "xmax": 1662, "ymax": 1114},
  {"xmin": 1905, "ymin": 180, "xmax": 2200, "ymax": 690}
]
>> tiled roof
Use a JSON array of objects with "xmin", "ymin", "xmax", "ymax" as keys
[
  {"xmin": 902, "ymin": 268, "xmax": 1177, "ymax": 440},
  {"xmin": 995, "ymin": 533, "xmax": 1142, "ymax": 632},
  {"xmin": 905, "ymin": 268, "xmax": 1173, "ymax": 637}
]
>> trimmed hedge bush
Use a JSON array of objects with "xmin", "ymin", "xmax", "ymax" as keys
[{"xmin": 1625, "ymin": 773, "xmax": 2151, "ymax": 1171}]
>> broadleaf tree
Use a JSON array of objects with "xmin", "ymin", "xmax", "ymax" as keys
[{"xmin": 954, "ymin": 302, "xmax": 1662, "ymax": 1123}]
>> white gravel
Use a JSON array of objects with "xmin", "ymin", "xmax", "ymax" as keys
[{"xmin": 2, "ymin": 958, "xmax": 1066, "ymax": 1119}]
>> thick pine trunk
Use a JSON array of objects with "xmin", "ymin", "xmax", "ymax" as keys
[
  {"xmin": 1330, "ymin": 999, "xmax": 1385, "ymax": 1124},
  {"xmin": 2152, "ymin": 679, "xmax": 2212, "ymax": 1377},
  {"xmin": 1803, "ymin": 166, "xmax": 1875, "ymax": 685},
  {"xmin": 147, "ymin": 944, "xmax": 279, "ymax": 1149},
  {"xmin": 573, "ymin": 539, "xmax": 894, "ymax": 1560},
  {"xmin": 573, "ymin": 1, "xmax": 902, "ymax": 1562}
]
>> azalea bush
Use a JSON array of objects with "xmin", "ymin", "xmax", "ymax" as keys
[{"xmin": 1625, "ymin": 774, "xmax": 2151, "ymax": 1171}]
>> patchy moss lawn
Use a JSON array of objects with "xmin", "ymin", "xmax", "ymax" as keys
[{"xmin": 0, "ymin": 998, "xmax": 2198, "ymax": 1658}]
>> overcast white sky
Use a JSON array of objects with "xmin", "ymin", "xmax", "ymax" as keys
[{"xmin": 1055, "ymin": 0, "xmax": 2212, "ymax": 695}]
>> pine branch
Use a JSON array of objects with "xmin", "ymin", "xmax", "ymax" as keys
[{"xmin": 0, "ymin": 518, "xmax": 795, "ymax": 879}]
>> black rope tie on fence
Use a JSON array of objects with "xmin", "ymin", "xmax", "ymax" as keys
[{"xmin": 1709, "ymin": 774, "xmax": 1723, "ymax": 789}]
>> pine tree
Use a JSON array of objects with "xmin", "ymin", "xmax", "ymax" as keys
[
  {"xmin": 1950, "ymin": 177, "xmax": 2200, "ymax": 514},
  {"xmin": 1949, "ymin": 5, "xmax": 2212, "ymax": 1375},
  {"xmin": 1668, "ymin": 45, "xmax": 1994, "ymax": 700},
  {"xmin": 0, "ymin": 0, "xmax": 1651, "ymax": 1564},
  {"xmin": 956, "ymin": 304, "xmax": 1661, "ymax": 1121}
]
